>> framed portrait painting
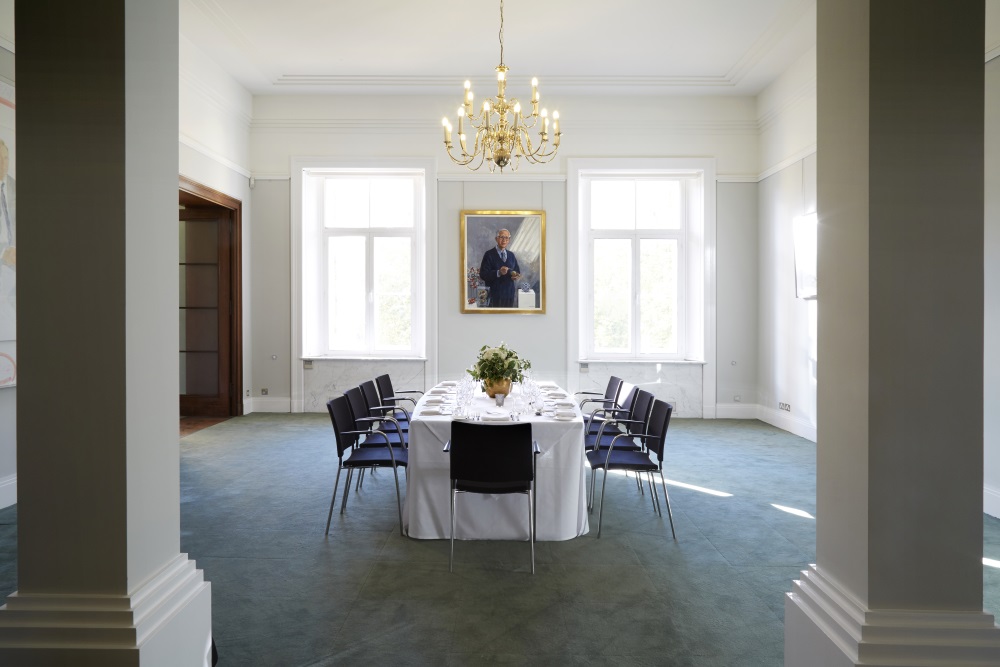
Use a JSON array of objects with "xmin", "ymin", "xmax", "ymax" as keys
[{"xmin": 461, "ymin": 211, "xmax": 545, "ymax": 314}]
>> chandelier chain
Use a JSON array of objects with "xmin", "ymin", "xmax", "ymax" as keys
[{"xmin": 499, "ymin": 0, "xmax": 505, "ymax": 67}]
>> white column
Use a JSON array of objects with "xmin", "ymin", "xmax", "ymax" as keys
[
  {"xmin": 785, "ymin": 1, "xmax": 1000, "ymax": 664},
  {"xmin": 0, "ymin": 2, "xmax": 212, "ymax": 665}
]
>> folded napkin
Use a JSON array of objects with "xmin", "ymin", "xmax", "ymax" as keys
[
  {"xmin": 538, "ymin": 381, "xmax": 558, "ymax": 388},
  {"xmin": 555, "ymin": 399, "xmax": 576, "ymax": 408},
  {"xmin": 424, "ymin": 397, "xmax": 445, "ymax": 405},
  {"xmin": 428, "ymin": 388, "xmax": 449, "ymax": 395},
  {"xmin": 420, "ymin": 408, "xmax": 442, "ymax": 416},
  {"xmin": 555, "ymin": 409, "xmax": 576, "ymax": 419},
  {"xmin": 481, "ymin": 412, "xmax": 510, "ymax": 422},
  {"xmin": 439, "ymin": 381, "xmax": 458, "ymax": 386},
  {"xmin": 547, "ymin": 391, "xmax": 568, "ymax": 398}
]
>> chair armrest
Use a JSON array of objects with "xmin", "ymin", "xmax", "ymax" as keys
[
  {"xmin": 396, "ymin": 389, "xmax": 424, "ymax": 395},
  {"xmin": 574, "ymin": 391, "xmax": 601, "ymax": 397},
  {"xmin": 532, "ymin": 441, "xmax": 541, "ymax": 455},
  {"xmin": 443, "ymin": 440, "xmax": 451, "ymax": 453},
  {"xmin": 370, "ymin": 404, "xmax": 412, "ymax": 421},
  {"xmin": 580, "ymin": 397, "xmax": 616, "ymax": 410},
  {"xmin": 383, "ymin": 395, "xmax": 418, "ymax": 409}
]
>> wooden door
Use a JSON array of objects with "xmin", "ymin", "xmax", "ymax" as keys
[{"xmin": 179, "ymin": 206, "xmax": 233, "ymax": 416}]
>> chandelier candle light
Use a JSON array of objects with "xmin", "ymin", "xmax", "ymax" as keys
[{"xmin": 441, "ymin": 0, "xmax": 561, "ymax": 173}]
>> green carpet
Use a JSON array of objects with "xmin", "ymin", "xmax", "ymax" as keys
[{"xmin": 0, "ymin": 414, "xmax": 998, "ymax": 665}]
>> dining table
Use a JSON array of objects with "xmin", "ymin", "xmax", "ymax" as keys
[{"xmin": 401, "ymin": 381, "xmax": 590, "ymax": 541}]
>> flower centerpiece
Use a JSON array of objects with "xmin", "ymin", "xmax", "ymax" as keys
[{"xmin": 468, "ymin": 342, "xmax": 531, "ymax": 398}]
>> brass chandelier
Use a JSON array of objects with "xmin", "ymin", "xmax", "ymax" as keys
[{"xmin": 441, "ymin": 0, "xmax": 561, "ymax": 173}]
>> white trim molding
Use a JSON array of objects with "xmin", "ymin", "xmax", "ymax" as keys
[
  {"xmin": 757, "ymin": 404, "xmax": 816, "ymax": 442},
  {"xmin": 786, "ymin": 565, "xmax": 1000, "ymax": 666},
  {"xmin": 0, "ymin": 474, "xmax": 14, "ymax": 510},
  {"xmin": 0, "ymin": 554, "xmax": 212, "ymax": 665},
  {"xmin": 252, "ymin": 396, "xmax": 293, "ymax": 413},
  {"xmin": 715, "ymin": 402, "xmax": 759, "ymax": 420}
]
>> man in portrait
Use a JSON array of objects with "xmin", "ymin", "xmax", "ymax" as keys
[{"xmin": 478, "ymin": 228, "xmax": 521, "ymax": 308}]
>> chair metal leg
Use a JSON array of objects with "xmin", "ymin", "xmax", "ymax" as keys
[
  {"xmin": 450, "ymin": 487, "xmax": 457, "ymax": 573},
  {"xmin": 391, "ymin": 464, "xmax": 404, "ymax": 537},
  {"xmin": 659, "ymin": 471, "xmax": 676, "ymax": 539},
  {"xmin": 635, "ymin": 470, "xmax": 644, "ymax": 495},
  {"xmin": 528, "ymin": 486, "xmax": 535, "ymax": 574},
  {"xmin": 647, "ymin": 472, "xmax": 660, "ymax": 514},
  {"xmin": 356, "ymin": 467, "xmax": 365, "ymax": 491},
  {"xmin": 597, "ymin": 468, "xmax": 610, "ymax": 538},
  {"xmin": 340, "ymin": 468, "xmax": 354, "ymax": 514},
  {"xmin": 325, "ymin": 466, "xmax": 343, "ymax": 535}
]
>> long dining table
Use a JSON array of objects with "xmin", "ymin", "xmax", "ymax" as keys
[{"xmin": 401, "ymin": 382, "xmax": 590, "ymax": 541}]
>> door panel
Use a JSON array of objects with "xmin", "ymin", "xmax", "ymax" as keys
[{"xmin": 179, "ymin": 209, "xmax": 232, "ymax": 416}]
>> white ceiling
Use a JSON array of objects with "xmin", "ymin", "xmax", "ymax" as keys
[{"xmin": 180, "ymin": 0, "xmax": 820, "ymax": 97}]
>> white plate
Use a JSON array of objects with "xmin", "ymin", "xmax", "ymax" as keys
[{"xmin": 554, "ymin": 414, "xmax": 576, "ymax": 421}]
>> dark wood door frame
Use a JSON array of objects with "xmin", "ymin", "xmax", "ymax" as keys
[{"xmin": 179, "ymin": 175, "xmax": 244, "ymax": 417}]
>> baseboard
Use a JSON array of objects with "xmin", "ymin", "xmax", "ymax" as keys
[
  {"xmin": 251, "ymin": 396, "xmax": 292, "ymax": 413},
  {"xmin": 715, "ymin": 402, "xmax": 758, "ymax": 419},
  {"xmin": 0, "ymin": 474, "xmax": 14, "ymax": 509},
  {"xmin": 985, "ymin": 484, "xmax": 1000, "ymax": 519},
  {"xmin": 757, "ymin": 405, "xmax": 817, "ymax": 442},
  {"xmin": 785, "ymin": 564, "xmax": 1000, "ymax": 665}
]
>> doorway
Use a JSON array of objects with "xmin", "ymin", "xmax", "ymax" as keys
[{"xmin": 179, "ymin": 177, "xmax": 243, "ymax": 417}]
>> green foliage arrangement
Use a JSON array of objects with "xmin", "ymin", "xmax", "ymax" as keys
[{"xmin": 467, "ymin": 342, "xmax": 531, "ymax": 384}]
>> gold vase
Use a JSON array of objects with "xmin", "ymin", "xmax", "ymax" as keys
[{"xmin": 483, "ymin": 378, "xmax": 512, "ymax": 398}]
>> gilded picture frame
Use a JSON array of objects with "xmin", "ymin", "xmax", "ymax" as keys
[{"xmin": 460, "ymin": 210, "xmax": 545, "ymax": 314}]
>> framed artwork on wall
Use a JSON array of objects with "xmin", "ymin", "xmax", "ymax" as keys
[{"xmin": 461, "ymin": 211, "xmax": 546, "ymax": 314}]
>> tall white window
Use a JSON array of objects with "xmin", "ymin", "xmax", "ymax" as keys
[
  {"xmin": 577, "ymin": 167, "xmax": 708, "ymax": 361},
  {"xmin": 300, "ymin": 168, "xmax": 426, "ymax": 358}
]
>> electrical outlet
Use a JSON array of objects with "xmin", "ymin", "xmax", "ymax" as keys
[
  {"xmin": 778, "ymin": 402, "xmax": 791, "ymax": 412},
  {"xmin": 245, "ymin": 389, "xmax": 250, "ymax": 397},
  {"xmin": 261, "ymin": 388, "xmax": 269, "ymax": 396},
  {"xmin": 579, "ymin": 363, "xmax": 589, "ymax": 373}
]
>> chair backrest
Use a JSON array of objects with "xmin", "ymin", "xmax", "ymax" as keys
[
  {"xmin": 644, "ymin": 400, "xmax": 674, "ymax": 463},
  {"xmin": 449, "ymin": 421, "xmax": 534, "ymax": 485},
  {"xmin": 628, "ymin": 389, "xmax": 655, "ymax": 434},
  {"xmin": 617, "ymin": 386, "xmax": 639, "ymax": 415},
  {"xmin": 326, "ymin": 396, "xmax": 358, "ymax": 458},
  {"xmin": 360, "ymin": 380, "xmax": 382, "ymax": 413},
  {"xmin": 604, "ymin": 376, "xmax": 624, "ymax": 408},
  {"xmin": 344, "ymin": 386, "xmax": 371, "ymax": 428},
  {"xmin": 375, "ymin": 374, "xmax": 393, "ymax": 401}
]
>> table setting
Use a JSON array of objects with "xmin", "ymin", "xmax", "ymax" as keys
[{"xmin": 401, "ymin": 342, "xmax": 589, "ymax": 540}]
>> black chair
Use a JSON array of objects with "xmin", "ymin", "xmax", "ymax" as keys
[
  {"xmin": 375, "ymin": 374, "xmax": 423, "ymax": 414},
  {"xmin": 345, "ymin": 386, "xmax": 406, "ymax": 447},
  {"xmin": 587, "ymin": 399, "xmax": 676, "ymax": 539},
  {"xmin": 325, "ymin": 395, "xmax": 407, "ymax": 536},
  {"xmin": 586, "ymin": 386, "xmax": 638, "ymax": 435},
  {"xmin": 443, "ymin": 421, "xmax": 540, "ymax": 574},
  {"xmin": 585, "ymin": 388, "xmax": 654, "ymax": 449},
  {"xmin": 575, "ymin": 376, "xmax": 624, "ymax": 419},
  {"xmin": 361, "ymin": 379, "xmax": 409, "ymax": 431}
]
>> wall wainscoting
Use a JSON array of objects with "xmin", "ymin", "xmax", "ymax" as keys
[{"xmin": 301, "ymin": 359, "xmax": 426, "ymax": 413}]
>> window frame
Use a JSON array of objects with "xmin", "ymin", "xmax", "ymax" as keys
[
  {"xmin": 567, "ymin": 158, "xmax": 715, "ymax": 374},
  {"xmin": 291, "ymin": 158, "xmax": 437, "ymax": 412},
  {"xmin": 583, "ymin": 175, "xmax": 691, "ymax": 360}
]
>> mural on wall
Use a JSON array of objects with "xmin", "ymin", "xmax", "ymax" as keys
[{"xmin": 0, "ymin": 81, "xmax": 14, "ymax": 387}]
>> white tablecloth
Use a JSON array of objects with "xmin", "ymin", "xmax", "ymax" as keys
[{"xmin": 402, "ymin": 385, "xmax": 590, "ymax": 541}]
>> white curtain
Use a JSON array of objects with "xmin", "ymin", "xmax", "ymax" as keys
[{"xmin": 508, "ymin": 215, "xmax": 540, "ymax": 264}]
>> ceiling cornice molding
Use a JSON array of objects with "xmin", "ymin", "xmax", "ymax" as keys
[
  {"xmin": 757, "ymin": 75, "xmax": 817, "ymax": 132},
  {"xmin": 757, "ymin": 143, "xmax": 816, "ymax": 182},
  {"xmin": 272, "ymin": 74, "xmax": 746, "ymax": 91},
  {"xmin": 180, "ymin": 70, "xmax": 253, "ymax": 129},
  {"xmin": 251, "ymin": 118, "xmax": 758, "ymax": 136},
  {"xmin": 722, "ymin": 0, "xmax": 813, "ymax": 85}
]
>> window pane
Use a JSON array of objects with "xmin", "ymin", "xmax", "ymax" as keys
[
  {"xmin": 593, "ymin": 239, "xmax": 632, "ymax": 353},
  {"xmin": 639, "ymin": 239, "xmax": 678, "ymax": 353},
  {"xmin": 636, "ymin": 180, "xmax": 682, "ymax": 230},
  {"xmin": 325, "ymin": 179, "xmax": 370, "ymax": 228},
  {"xmin": 590, "ymin": 180, "xmax": 635, "ymax": 230},
  {"xmin": 370, "ymin": 179, "xmax": 415, "ymax": 228},
  {"xmin": 328, "ymin": 236, "xmax": 366, "ymax": 350},
  {"xmin": 373, "ymin": 237, "xmax": 412, "ymax": 350}
]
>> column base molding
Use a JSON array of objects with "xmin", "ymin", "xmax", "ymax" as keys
[
  {"xmin": 0, "ymin": 554, "xmax": 212, "ymax": 666},
  {"xmin": 786, "ymin": 565, "xmax": 1000, "ymax": 666}
]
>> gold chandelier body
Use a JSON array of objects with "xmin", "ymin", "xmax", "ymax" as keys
[{"xmin": 441, "ymin": 2, "xmax": 560, "ymax": 173}]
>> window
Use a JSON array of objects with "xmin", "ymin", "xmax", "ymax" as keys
[
  {"xmin": 299, "ymin": 168, "xmax": 427, "ymax": 358},
  {"xmin": 574, "ymin": 163, "xmax": 710, "ymax": 362}
]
